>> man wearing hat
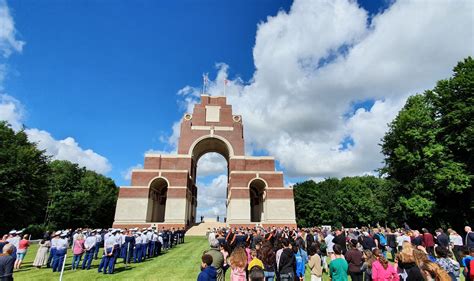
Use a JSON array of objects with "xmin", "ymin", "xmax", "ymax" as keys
[
  {"xmin": 98, "ymin": 229, "xmax": 117, "ymax": 274},
  {"xmin": 146, "ymin": 228, "xmax": 154, "ymax": 258},
  {"xmin": 47, "ymin": 231, "xmax": 61, "ymax": 268},
  {"xmin": 94, "ymin": 229, "xmax": 102, "ymax": 260},
  {"xmin": 52, "ymin": 232, "xmax": 68, "ymax": 272},
  {"xmin": 141, "ymin": 230, "xmax": 148, "ymax": 261},
  {"xmin": 134, "ymin": 231, "xmax": 142, "ymax": 263},
  {"xmin": 82, "ymin": 230, "xmax": 97, "ymax": 270}
]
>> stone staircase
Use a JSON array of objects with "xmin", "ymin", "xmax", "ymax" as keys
[{"xmin": 186, "ymin": 221, "xmax": 227, "ymax": 236}]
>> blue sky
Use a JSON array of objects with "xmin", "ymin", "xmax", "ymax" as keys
[
  {"xmin": 5, "ymin": 0, "xmax": 292, "ymax": 185},
  {"xmin": 1, "ymin": 0, "xmax": 472, "ymax": 218}
]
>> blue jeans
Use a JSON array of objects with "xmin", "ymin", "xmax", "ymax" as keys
[
  {"xmin": 71, "ymin": 254, "xmax": 82, "ymax": 269},
  {"xmin": 98, "ymin": 247, "xmax": 115, "ymax": 274},
  {"xmin": 264, "ymin": 271, "xmax": 275, "ymax": 281},
  {"xmin": 94, "ymin": 243, "xmax": 100, "ymax": 259},
  {"xmin": 280, "ymin": 272, "xmax": 294, "ymax": 281},
  {"xmin": 82, "ymin": 246, "xmax": 95, "ymax": 269},
  {"xmin": 52, "ymin": 249, "xmax": 66, "ymax": 272},
  {"xmin": 141, "ymin": 243, "xmax": 147, "ymax": 260},
  {"xmin": 148, "ymin": 241, "xmax": 155, "ymax": 257},
  {"xmin": 134, "ymin": 244, "xmax": 142, "ymax": 263},
  {"xmin": 47, "ymin": 248, "xmax": 56, "ymax": 268}
]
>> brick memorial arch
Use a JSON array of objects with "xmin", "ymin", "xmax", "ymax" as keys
[{"xmin": 113, "ymin": 95, "xmax": 296, "ymax": 229}]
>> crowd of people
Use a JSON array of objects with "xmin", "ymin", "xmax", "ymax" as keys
[
  {"xmin": 0, "ymin": 227, "xmax": 186, "ymax": 280},
  {"xmin": 198, "ymin": 225, "xmax": 474, "ymax": 281},
  {"xmin": 0, "ymin": 224, "xmax": 473, "ymax": 281}
]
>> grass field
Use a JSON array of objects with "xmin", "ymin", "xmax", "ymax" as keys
[
  {"xmin": 12, "ymin": 237, "xmax": 465, "ymax": 281},
  {"xmin": 15, "ymin": 236, "xmax": 210, "ymax": 281}
]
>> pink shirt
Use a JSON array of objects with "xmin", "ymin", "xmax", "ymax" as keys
[
  {"xmin": 372, "ymin": 260, "xmax": 399, "ymax": 281},
  {"xmin": 73, "ymin": 240, "xmax": 85, "ymax": 255},
  {"xmin": 230, "ymin": 267, "xmax": 246, "ymax": 281},
  {"xmin": 18, "ymin": 239, "xmax": 29, "ymax": 250}
]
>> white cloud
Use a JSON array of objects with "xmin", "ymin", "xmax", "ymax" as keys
[
  {"xmin": 0, "ymin": 0, "xmax": 24, "ymax": 58},
  {"xmin": 176, "ymin": 0, "xmax": 474, "ymax": 178},
  {"xmin": 0, "ymin": 93, "xmax": 23, "ymax": 130},
  {"xmin": 121, "ymin": 164, "xmax": 143, "ymax": 181},
  {"xmin": 0, "ymin": 93, "xmax": 113, "ymax": 176},
  {"xmin": 196, "ymin": 174, "xmax": 228, "ymax": 219},
  {"xmin": 25, "ymin": 128, "xmax": 112, "ymax": 174},
  {"xmin": 196, "ymin": 152, "xmax": 227, "ymax": 177}
]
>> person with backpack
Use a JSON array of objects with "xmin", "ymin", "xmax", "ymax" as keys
[
  {"xmin": 294, "ymin": 242, "xmax": 308, "ymax": 280},
  {"xmin": 373, "ymin": 229, "xmax": 387, "ymax": 258}
]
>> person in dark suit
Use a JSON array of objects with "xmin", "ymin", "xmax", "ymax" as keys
[{"xmin": 0, "ymin": 244, "xmax": 14, "ymax": 281}]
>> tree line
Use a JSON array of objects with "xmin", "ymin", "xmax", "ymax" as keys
[
  {"xmin": 0, "ymin": 123, "xmax": 118, "ymax": 236},
  {"xmin": 295, "ymin": 57, "xmax": 473, "ymax": 230}
]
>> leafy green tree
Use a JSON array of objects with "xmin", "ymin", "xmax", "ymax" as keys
[
  {"xmin": 381, "ymin": 57, "xmax": 473, "ymax": 229},
  {"xmin": 0, "ymin": 122, "xmax": 50, "ymax": 234},
  {"xmin": 45, "ymin": 160, "xmax": 118, "ymax": 229},
  {"xmin": 294, "ymin": 176, "xmax": 394, "ymax": 227}
]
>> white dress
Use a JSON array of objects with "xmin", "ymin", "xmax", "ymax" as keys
[{"xmin": 33, "ymin": 240, "xmax": 50, "ymax": 267}]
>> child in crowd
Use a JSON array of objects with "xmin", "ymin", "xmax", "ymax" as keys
[{"xmin": 198, "ymin": 254, "xmax": 217, "ymax": 281}]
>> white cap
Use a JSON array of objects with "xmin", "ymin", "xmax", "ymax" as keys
[
  {"xmin": 55, "ymin": 231, "xmax": 62, "ymax": 236},
  {"xmin": 136, "ymin": 231, "xmax": 142, "ymax": 235},
  {"xmin": 9, "ymin": 230, "xmax": 16, "ymax": 234}
]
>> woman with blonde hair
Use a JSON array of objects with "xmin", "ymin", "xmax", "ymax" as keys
[
  {"xmin": 361, "ymin": 250, "xmax": 376, "ymax": 281},
  {"xmin": 395, "ymin": 242, "xmax": 423, "ymax": 281},
  {"xmin": 229, "ymin": 247, "xmax": 247, "ymax": 281},
  {"xmin": 71, "ymin": 234, "xmax": 85, "ymax": 270},
  {"xmin": 419, "ymin": 261, "xmax": 451, "ymax": 281}
]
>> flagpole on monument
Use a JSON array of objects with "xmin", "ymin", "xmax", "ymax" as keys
[
  {"xmin": 224, "ymin": 77, "xmax": 227, "ymax": 96},
  {"xmin": 202, "ymin": 73, "xmax": 208, "ymax": 95}
]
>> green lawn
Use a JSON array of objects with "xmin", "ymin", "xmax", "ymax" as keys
[{"xmin": 15, "ymin": 236, "xmax": 209, "ymax": 281}]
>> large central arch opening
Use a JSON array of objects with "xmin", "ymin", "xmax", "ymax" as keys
[{"xmin": 190, "ymin": 137, "xmax": 230, "ymax": 223}]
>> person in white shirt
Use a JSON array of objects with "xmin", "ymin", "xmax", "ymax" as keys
[
  {"xmin": 82, "ymin": 230, "xmax": 97, "ymax": 270},
  {"xmin": 47, "ymin": 231, "xmax": 61, "ymax": 268},
  {"xmin": 6, "ymin": 230, "xmax": 20, "ymax": 250},
  {"xmin": 94, "ymin": 229, "xmax": 102, "ymax": 260},
  {"xmin": 146, "ymin": 229, "xmax": 154, "ymax": 258},
  {"xmin": 98, "ymin": 230, "xmax": 117, "ymax": 274},
  {"xmin": 151, "ymin": 231, "xmax": 158, "ymax": 257},
  {"xmin": 141, "ymin": 231, "xmax": 148, "ymax": 261},
  {"xmin": 134, "ymin": 231, "xmax": 143, "ymax": 263},
  {"xmin": 52, "ymin": 233, "xmax": 68, "ymax": 272}
]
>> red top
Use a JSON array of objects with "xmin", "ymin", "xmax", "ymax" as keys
[
  {"xmin": 422, "ymin": 233, "xmax": 434, "ymax": 247},
  {"xmin": 18, "ymin": 239, "xmax": 29, "ymax": 250}
]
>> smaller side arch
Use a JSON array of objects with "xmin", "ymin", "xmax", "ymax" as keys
[
  {"xmin": 248, "ymin": 178, "xmax": 267, "ymax": 223},
  {"xmin": 147, "ymin": 176, "xmax": 169, "ymax": 223}
]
